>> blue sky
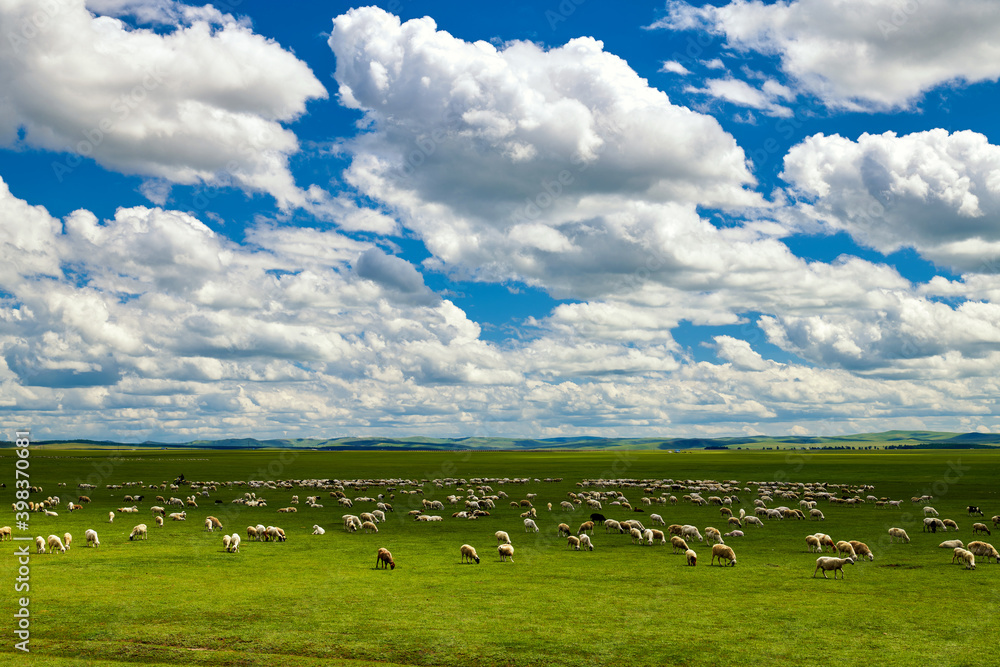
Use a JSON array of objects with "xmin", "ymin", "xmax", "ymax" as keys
[{"xmin": 3, "ymin": 0, "xmax": 1000, "ymax": 441}]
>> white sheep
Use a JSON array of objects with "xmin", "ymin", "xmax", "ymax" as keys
[
  {"xmin": 835, "ymin": 541, "xmax": 856, "ymax": 559},
  {"xmin": 154, "ymin": 516, "xmax": 163, "ymax": 527},
  {"xmin": 710, "ymin": 544, "xmax": 736, "ymax": 566},
  {"xmin": 923, "ymin": 506, "xmax": 939, "ymax": 516},
  {"xmin": 129, "ymin": 524, "xmax": 147, "ymax": 541},
  {"xmin": 312, "ymin": 525, "xmax": 326, "ymax": 535},
  {"xmin": 495, "ymin": 530, "xmax": 511, "ymax": 545},
  {"xmin": 939, "ymin": 539, "xmax": 964, "ymax": 549},
  {"xmin": 108, "ymin": 511, "xmax": 115, "ymax": 523},
  {"xmin": 85, "ymin": 529, "xmax": 100, "ymax": 547},
  {"xmin": 704, "ymin": 527, "xmax": 723, "ymax": 545},
  {"xmin": 650, "ymin": 514, "xmax": 665, "ymax": 526},
  {"xmin": 967, "ymin": 541, "xmax": 999, "ymax": 564},
  {"xmin": 523, "ymin": 518, "xmax": 539, "ymax": 533},
  {"xmin": 498, "ymin": 544, "xmax": 514, "ymax": 562},
  {"xmin": 361, "ymin": 520, "xmax": 379, "ymax": 534},
  {"xmin": 813, "ymin": 556, "xmax": 854, "ymax": 579},
  {"xmin": 168, "ymin": 512, "xmax": 186, "ymax": 521},
  {"xmin": 204, "ymin": 518, "xmax": 215, "ymax": 532},
  {"xmin": 35, "ymin": 536, "xmax": 45, "ymax": 554},
  {"xmin": 805, "ymin": 535, "xmax": 822, "ymax": 553},
  {"xmin": 888, "ymin": 527, "xmax": 910, "ymax": 543},
  {"xmin": 63, "ymin": 532, "xmax": 72, "ymax": 550},
  {"xmin": 229, "ymin": 533, "xmax": 241, "ymax": 553},
  {"xmin": 972, "ymin": 522, "xmax": 991, "ymax": 536},
  {"xmin": 605, "ymin": 519, "xmax": 622, "ymax": 533},
  {"xmin": 743, "ymin": 516, "xmax": 764, "ymax": 527},
  {"xmin": 267, "ymin": 526, "xmax": 286, "ymax": 542},
  {"xmin": 629, "ymin": 527, "xmax": 643, "ymax": 545},
  {"xmin": 579, "ymin": 533, "xmax": 594, "ymax": 551},
  {"xmin": 461, "ymin": 544, "xmax": 480, "ymax": 563},
  {"xmin": 809, "ymin": 509, "xmax": 825, "ymax": 521},
  {"xmin": 952, "ymin": 547, "xmax": 975, "ymax": 569},
  {"xmin": 247, "ymin": 526, "xmax": 260, "ymax": 541},
  {"xmin": 724, "ymin": 530, "xmax": 744, "ymax": 538},
  {"xmin": 681, "ymin": 525, "xmax": 703, "ymax": 542},
  {"xmin": 47, "ymin": 534, "xmax": 66, "ymax": 554},
  {"xmin": 222, "ymin": 535, "xmax": 232, "ymax": 551},
  {"xmin": 685, "ymin": 549, "xmax": 697, "ymax": 566}
]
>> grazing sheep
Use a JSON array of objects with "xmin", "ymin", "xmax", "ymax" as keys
[
  {"xmin": 154, "ymin": 516, "xmax": 164, "ymax": 527},
  {"xmin": 923, "ymin": 506, "xmax": 939, "ymax": 516},
  {"xmin": 993, "ymin": 515, "xmax": 1000, "ymax": 528},
  {"xmin": 557, "ymin": 523, "xmax": 571, "ymax": 537},
  {"xmin": 206, "ymin": 516, "xmax": 223, "ymax": 530},
  {"xmin": 650, "ymin": 514, "xmax": 665, "ymax": 526},
  {"xmin": 704, "ymin": 527, "xmax": 723, "ymax": 545},
  {"xmin": 150, "ymin": 506, "xmax": 165, "ymax": 515},
  {"xmin": 129, "ymin": 524, "xmax": 147, "ymax": 541},
  {"xmin": 578, "ymin": 521, "xmax": 594, "ymax": 535},
  {"xmin": 589, "ymin": 513, "xmax": 606, "ymax": 525},
  {"xmin": 972, "ymin": 523, "xmax": 991, "ymax": 536},
  {"xmin": 942, "ymin": 519, "xmax": 958, "ymax": 531},
  {"xmin": 685, "ymin": 549, "xmax": 697, "ymax": 566},
  {"xmin": 848, "ymin": 541, "xmax": 874, "ymax": 561},
  {"xmin": 35, "ymin": 536, "xmax": 45, "ymax": 554},
  {"xmin": 667, "ymin": 524, "xmax": 683, "ymax": 536},
  {"xmin": 267, "ymin": 526, "xmax": 287, "ymax": 542},
  {"xmin": 967, "ymin": 541, "xmax": 999, "ymax": 564},
  {"xmin": 813, "ymin": 556, "xmax": 854, "ymax": 579},
  {"xmin": 671, "ymin": 536, "xmax": 689, "ymax": 554},
  {"xmin": 809, "ymin": 509, "xmax": 825, "ymax": 521},
  {"xmin": 229, "ymin": 534, "xmax": 241, "ymax": 553},
  {"xmin": 168, "ymin": 512, "xmax": 186, "ymax": 521},
  {"xmin": 0, "ymin": 526, "xmax": 11, "ymax": 541},
  {"xmin": 743, "ymin": 516, "xmax": 764, "ymax": 527},
  {"xmin": 939, "ymin": 539, "xmax": 965, "ymax": 549},
  {"xmin": 813, "ymin": 534, "xmax": 837, "ymax": 552},
  {"xmin": 312, "ymin": 525, "xmax": 326, "ymax": 535},
  {"xmin": 63, "ymin": 533, "xmax": 72, "ymax": 550},
  {"xmin": 806, "ymin": 535, "xmax": 822, "ymax": 553},
  {"xmin": 710, "ymin": 544, "xmax": 737, "ymax": 566},
  {"xmin": 681, "ymin": 525, "xmax": 703, "ymax": 542},
  {"xmin": 650, "ymin": 529, "xmax": 666, "ymax": 545},
  {"xmin": 952, "ymin": 548, "xmax": 975, "ymax": 569},
  {"xmin": 524, "ymin": 518, "xmax": 539, "ymax": 533},
  {"xmin": 495, "ymin": 530, "xmax": 511, "ymax": 545},
  {"xmin": 361, "ymin": 521, "xmax": 379, "ymax": 534},
  {"xmin": 247, "ymin": 526, "xmax": 260, "ymax": 541},
  {"xmin": 579, "ymin": 534, "xmax": 594, "ymax": 551},
  {"xmin": 498, "ymin": 544, "xmax": 514, "ymax": 562},
  {"xmin": 204, "ymin": 518, "xmax": 215, "ymax": 532},
  {"xmin": 47, "ymin": 534, "xmax": 66, "ymax": 554},
  {"xmin": 222, "ymin": 535, "xmax": 232, "ymax": 551},
  {"xmin": 460, "ymin": 544, "xmax": 480, "ymax": 563},
  {"xmin": 923, "ymin": 518, "xmax": 946, "ymax": 533},
  {"xmin": 888, "ymin": 527, "xmax": 910, "ymax": 543},
  {"xmin": 724, "ymin": 530, "xmax": 744, "ymax": 538},
  {"xmin": 85, "ymin": 529, "xmax": 100, "ymax": 547},
  {"xmin": 108, "ymin": 511, "xmax": 115, "ymax": 523},
  {"xmin": 605, "ymin": 519, "xmax": 622, "ymax": 534},
  {"xmin": 567, "ymin": 535, "xmax": 581, "ymax": 550},
  {"xmin": 835, "ymin": 541, "xmax": 857, "ymax": 560}
]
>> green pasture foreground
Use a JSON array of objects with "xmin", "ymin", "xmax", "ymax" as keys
[{"xmin": 1, "ymin": 449, "xmax": 998, "ymax": 667}]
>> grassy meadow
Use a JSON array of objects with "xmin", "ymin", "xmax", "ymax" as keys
[{"xmin": 1, "ymin": 447, "xmax": 998, "ymax": 666}]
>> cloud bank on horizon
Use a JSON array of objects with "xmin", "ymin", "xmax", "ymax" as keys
[{"xmin": 1, "ymin": 0, "xmax": 999, "ymax": 441}]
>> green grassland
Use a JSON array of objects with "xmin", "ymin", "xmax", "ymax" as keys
[{"xmin": 1, "ymin": 448, "xmax": 998, "ymax": 666}]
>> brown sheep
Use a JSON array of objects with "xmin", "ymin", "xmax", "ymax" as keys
[{"xmin": 375, "ymin": 547, "xmax": 395, "ymax": 569}]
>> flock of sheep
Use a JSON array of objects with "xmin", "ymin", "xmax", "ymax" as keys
[{"xmin": 9, "ymin": 474, "xmax": 999, "ymax": 579}]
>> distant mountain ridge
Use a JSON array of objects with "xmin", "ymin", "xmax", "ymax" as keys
[{"xmin": 10, "ymin": 430, "xmax": 1000, "ymax": 450}]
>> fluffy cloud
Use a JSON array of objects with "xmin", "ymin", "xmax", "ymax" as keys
[
  {"xmin": 655, "ymin": 0, "xmax": 1000, "ymax": 110},
  {"xmin": 782, "ymin": 129, "xmax": 1000, "ymax": 272},
  {"xmin": 0, "ymin": 0, "xmax": 326, "ymax": 208},
  {"xmin": 684, "ymin": 77, "xmax": 795, "ymax": 117},
  {"xmin": 328, "ymin": 7, "xmax": 760, "ymax": 295}
]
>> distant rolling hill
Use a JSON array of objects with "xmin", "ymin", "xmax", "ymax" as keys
[{"xmin": 10, "ymin": 430, "xmax": 1000, "ymax": 450}]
